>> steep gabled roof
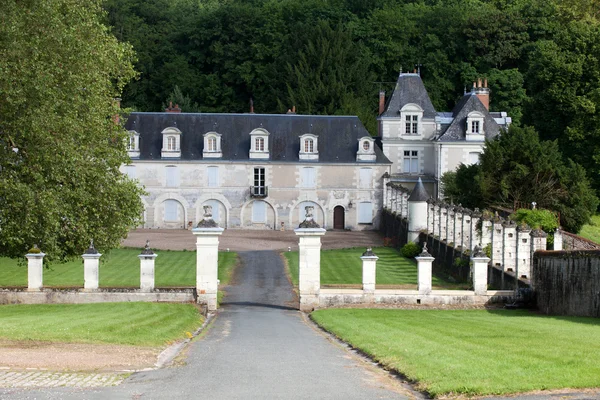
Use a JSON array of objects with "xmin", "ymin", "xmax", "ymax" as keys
[
  {"xmin": 380, "ymin": 74, "xmax": 437, "ymax": 118},
  {"xmin": 437, "ymin": 93, "xmax": 502, "ymax": 142},
  {"xmin": 125, "ymin": 112, "xmax": 391, "ymax": 164},
  {"xmin": 407, "ymin": 177, "xmax": 430, "ymax": 201}
]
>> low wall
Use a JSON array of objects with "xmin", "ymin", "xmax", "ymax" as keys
[
  {"xmin": 0, "ymin": 288, "xmax": 196, "ymax": 305},
  {"xmin": 318, "ymin": 289, "xmax": 514, "ymax": 308},
  {"xmin": 532, "ymin": 250, "xmax": 600, "ymax": 317},
  {"xmin": 562, "ymin": 231, "xmax": 600, "ymax": 250}
]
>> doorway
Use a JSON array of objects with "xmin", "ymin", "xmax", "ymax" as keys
[{"xmin": 333, "ymin": 206, "xmax": 345, "ymax": 230}]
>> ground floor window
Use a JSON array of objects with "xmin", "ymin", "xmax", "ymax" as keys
[
  {"xmin": 252, "ymin": 200, "xmax": 266, "ymax": 223},
  {"xmin": 358, "ymin": 202, "xmax": 373, "ymax": 224},
  {"xmin": 164, "ymin": 200, "xmax": 180, "ymax": 221}
]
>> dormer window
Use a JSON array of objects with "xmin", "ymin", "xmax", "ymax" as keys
[
  {"xmin": 400, "ymin": 104, "xmax": 423, "ymax": 136},
  {"xmin": 356, "ymin": 136, "xmax": 376, "ymax": 162},
  {"xmin": 299, "ymin": 133, "xmax": 319, "ymax": 161},
  {"xmin": 161, "ymin": 127, "xmax": 182, "ymax": 158},
  {"xmin": 466, "ymin": 111, "xmax": 485, "ymax": 141},
  {"xmin": 127, "ymin": 130, "xmax": 140, "ymax": 158},
  {"xmin": 203, "ymin": 132, "xmax": 222, "ymax": 158},
  {"xmin": 249, "ymin": 128, "xmax": 270, "ymax": 160}
]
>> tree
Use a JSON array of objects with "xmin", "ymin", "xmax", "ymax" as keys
[
  {"xmin": 441, "ymin": 126, "xmax": 598, "ymax": 232},
  {"xmin": 0, "ymin": 0, "xmax": 144, "ymax": 260}
]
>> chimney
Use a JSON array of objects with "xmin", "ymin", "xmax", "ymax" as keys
[
  {"xmin": 473, "ymin": 78, "xmax": 490, "ymax": 110},
  {"xmin": 378, "ymin": 90, "xmax": 385, "ymax": 116},
  {"xmin": 112, "ymin": 97, "xmax": 121, "ymax": 125},
  {"xmin": 165, "ymin": 101, "xmax": 181, "ymax": 113},
  {"xmin": 292, "ymin": 105, "xmax": 296, "ymax": 113},
  {"xmin": 250, "ymin": 98, "xmax": 254, "ymax": 114}
]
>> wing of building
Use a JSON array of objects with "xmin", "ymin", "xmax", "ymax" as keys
[
  {"xmin": 122, "ymin": 112, "xmax": 391, "ymax": 230},
  {"xmin": 378, "ymin": 73, "xmax": 511, "ymax": 196}
]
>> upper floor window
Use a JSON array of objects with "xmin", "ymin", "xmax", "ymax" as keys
[
  {"xmin": 161, "ymin": 127, "xmax": 182, "ymax": 158},
  {"xmin": 165, "ymin": 165, "xmax": 179, "ymax": 187},
  {"xmin": 249, "ymin": 128, "xmax": 270, "ymax": 160},
  {"xmin": 127, "ymin": 130, "xmax": 140, "ymax": 158},
  {"xmin": 299, "ymin": 133, "xmax": 319, "ymax": 161},
  {"xmin": 468, "ymin": 152, "xmax": 481, "ymax": 165},
  {"xmin": 403, "ymin": 150, "xmax": 419, "ymax": 174},
  {"xmin": 207, "ymin": 166, "xmax": 219, "ymax": 187},
  {"xmin": 301, "ymin": 167, "xmax": 316, "ymax": 188},
  {"xmin": 359, "ymin": 168, "xmax": 372, "ymax": 189},
  {"xmin": 400, "ymin": 103, "xmax": 423, "ymax": 136},
  {"xmin": 466, "ymin": 111, "xmax": 485, "ymax": 141},
  {"xmin": 356, "ymin": 136, "xmax": 376, "ymax": 162},
  {"xmin": 203, "ymin": 132, "xmax": 222, "ymax": 158}
]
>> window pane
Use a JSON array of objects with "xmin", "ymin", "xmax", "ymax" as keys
[
  {"xmin": 411, "ymin": 151, "xmax": 418, "ymax": 157},
  {"xmin": 302, "ymin": 167, "xmax": 315, "ymax": 188},
  {"xmin": 166, "ymin": 166, "xmax": 179, "ymax": 187},
  {"xmin": 404, "ymin": 150, "xmax": 410, "ymax": 156},
  {"xmin": 207, "ymin": 166, "xmax": 218, "ymax": 187},
  {"xmin": 403, "ymin": 158, "xmax": 410, "ymax": 172},
  {"xmin": 411, "ymin": 158, "xmax": 418, "ymax": 173}
]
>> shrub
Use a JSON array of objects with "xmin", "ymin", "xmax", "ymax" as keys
[
  {"xmin": 512, "ymin": 208, "xmax": 559, "ymax": 232},
  {"xmin": 401, "ymin": 242, "xmax": 421, "ymax": 258}
]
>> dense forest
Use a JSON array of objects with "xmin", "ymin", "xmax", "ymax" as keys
[{"xmin": 103, "ymin": 0, "xmax": 600, "ymax": 197}]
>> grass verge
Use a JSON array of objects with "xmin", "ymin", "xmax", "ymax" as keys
[
  {"xmin": 311, "ymin": 309, "xmax": 600, "ymax": 397},
  {"xmin": 578, "ymin": 214, "xmax": 600, "ymax": 244},
  {"xmin": 0, "ymin": 248, "xmax": 238, "ymax": 288},
  {"xmin": 0, "ymin": 302, "xmax": 204, "ymax": 347},
  {"xmin": 283, "ymin": 247, "xmax": 464, "ymax": 288}
]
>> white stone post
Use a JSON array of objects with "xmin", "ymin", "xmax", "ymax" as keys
[
  {"xmin": 517, "ymin": 224, "xmax": 532, "ymax": 279},
  {"xmin": 415, "ymin": 244, "xmax": 434, "ymax": 294},
  {"xmin": 138, "ymin": 240, "xmax": 158, "ymax": 292},
  {"xmin": 491, "ymin": 217, "xmax": 504, "ymax": 268},
  {"xmin": 295, "ymin": 206, "xmax": 326, "ymax": 312},
  {"xmin": 82, "ymin": 240, "xmax": 102, "ymax": 291},
  {"xmin": 502, "ymin": 220, "xmax": 517, "ymax": 274},
  {"xmin": 553, "ymin": 228, "xmax": 563, "ymax": 250},
  {"xmin": 193, "ymin": 205, "xmax": 224, "ymax": 312},
  {"xmin": 408, "ymin": 178, "xmax": 430, "ymax": 243},
  {"xmin": 471, "ymin": 246, "xmax": 490, "ymax": 296},
  {"xmin": 361, "ymin": 248, "xmax": 378, "ymax": 295},
  {"xmin": 25, "ymin": 245, "xmax": 45, "ymax": 291}
]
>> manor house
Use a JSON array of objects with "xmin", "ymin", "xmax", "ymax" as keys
[{"xmin": 122, "ymin": 73, "xmax": 510, "ymax": 230}]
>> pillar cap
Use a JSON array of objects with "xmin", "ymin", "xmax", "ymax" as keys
[
  {"xmin": 294, "ymin": 227, "xmax": 326, "ymax": 236},
  {"xmin": 25, "ymin": 252, "xmax": 46, "ymax": 258},
  {"xmin": 140, "ymin": 240, "xmax": 156, "ymax": 255},
  {"xmin": 84, "ymin": 239, "xmax": 99, "ymax": 255}
]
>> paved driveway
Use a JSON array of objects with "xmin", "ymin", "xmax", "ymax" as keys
[{"xmin": 0, "ymin": 251, "xmax": 411, "ymax": 399}]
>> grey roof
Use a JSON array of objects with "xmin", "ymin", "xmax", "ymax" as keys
[
  {"xmin": 407, "ymin": 177, "xmax": 430, "ymax": 201},
  {"xmin": 380, "ymin": 74, "xmax": 437, "ymax": 119},
  {"xmin": 125, "ymin": 113, "xmax": 390, "ymax": 164},
  {"xmin": 437, "ymin": 93, "xmax": 502, "ymax": 142}
]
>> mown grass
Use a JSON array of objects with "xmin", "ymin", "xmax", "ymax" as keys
[
  {"xmin": 578, "ymin": 214, "xmax": 600, "ymax": 244},
  {"xmin": 283, "ymin": 247, "xmax": 463, "ymax": 288},
  {"xmin": 0, "ymin": 248, "xmax": 238, "ymax": 288},
  {"xmin": 0, "ymin": 302, "xmax": 203, "ymax": 346},
  {"xmin": 312, "ymin": 309, "xmax": 600, "ymax": 397}
]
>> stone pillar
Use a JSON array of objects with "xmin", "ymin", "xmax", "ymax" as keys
[
  {"xmin": 491, "ymin": 215, "xmax": 504, "ymax": 268},
  {"xmin": 401, "ymin": 192, "xmax": 409, "ymax": 217},
  {"xmin": 447, "ymin": 206, "xmax": 455, "ymax": 245},
  {"xmin": 192, "ymin": 205, "xmax": 224, "ymax": 312},
  {"xmin": 553, "ymin": 228, "xmax": 563, "ymax": 250},
  {"xmin": 471, "ymin": 246, "xmax": 490, "ymax": 296},
  {"xmin": 517, "ymin": 224, "xmax": 532, "ymax": 279},
  {"xmin": 407, "ymin": 177, "xmax": 430, "ymax": 243},
  {"xmin": 295, "ymin": 206, "xmax": 326, "ymax": 312},
  {"xmin": 530, "ymin": 228, "xmax": 548, "ymax": 276},
  {"xmin": 361, "ymin": 248, "xmax": 378, "ymax": 295},
  {"xmin": 415, "ymin": 244, "xmax": 434, "ymax": 294},
  {"xmin": 138, "ymin": 240, "xmax": 158, "ymax": 292},
  {"xmin": 82, "ymin": 240, "xmax": 102, "ymax": 291},
  {"xmin": 502, "ymin": 220, "xmax": 517, "ymax": 274},
  {"xmin": 25, "ymin": 245, "xmax": 45, "ymax": 291},
  {"xmin": 383, "ymin": 173, "xmax": 390, "ymax": 209},
  {"xmin": 427, "ymin": 200, "xmax": 435, "ymax": 234}
]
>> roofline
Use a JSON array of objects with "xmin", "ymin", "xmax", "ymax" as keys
[{"xmin": 127, "ymin": 112, "xmax": 362, "ymax": 119}]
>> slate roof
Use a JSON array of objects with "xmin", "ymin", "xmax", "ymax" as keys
[
  {"xmin": 407, "ymin": 177, "xmax": 430, "ymax": 201},
  {"xmin": 380, "ymin": 74, "xmax": 437, "ymax": 118},
  {"xmin": 125, "ymin": 113, "xmax": 391, "ymax": 164},
  {"xmin": 437, "ymin": 93, "xmax": 502, "ymax": 142}
]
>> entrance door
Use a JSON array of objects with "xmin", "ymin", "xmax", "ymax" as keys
[{"xmin": 333, "ymin": 206, "xmax": 345, "ymax": 229}]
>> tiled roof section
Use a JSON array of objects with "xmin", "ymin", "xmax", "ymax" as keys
[
  {"xmin": 125, "ymin": 113, "xmax": 391, "ymax": 164},
  {"xmin": 437, "ymin": 94, "xmax": 502, "ymax": 142},
  {"xmin": 380, "ymin": 74, "xmax": 437, "ymax": 118},
  {"xmin": 407, "ymin": 177, "xmax": 430, "ymax": 201}
]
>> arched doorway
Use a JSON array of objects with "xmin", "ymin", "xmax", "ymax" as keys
[{"xmin": 333, "ymin": 206, "xmax": 345, "ymax": 230}]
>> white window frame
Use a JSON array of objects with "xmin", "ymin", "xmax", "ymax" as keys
[
  {"xmin": 252, "ymin": 200, "xmax": 267, "ymax": 223},
  {"xmin": 203, "ymin": 132, "xmax": 222, "ymax": 158},
  {"xmin": 403, "ymin": 150, "xmax": 419, "ymax": 174},
  {"xmin": 356, "ymin": 136, "xmax": 376, "ymax": 162},
  {"xmin": 300, "ymin": 167, "xmax": 316, "ymax": 188},
  {"xmin": 161, "ymin": 127, "xmax": 182, "ymax": 158},
  {"xmin": 127, "ymin": 130, "xmax": 140, "ymax": 158},
  {"xmin": 299, "ymin": 133, "xmax": 319, "ymax": 161},
  {"xmin": 164, "ymin": 200, "xmax": 180, "ymax": 222},
  {"xmin": 400, "ymin": 104, "xmax": 424, "ymax": 136},
  {"xmin": 252, "ymin": 167, "xmax": 267, "ymax": 196},
  {"xmin": 466, "ymin": 111, "xmax": 485, "ymax": 141},
  {"xmin": 249, "ymin": 128, "xmax": 270, "ymax": 159}
]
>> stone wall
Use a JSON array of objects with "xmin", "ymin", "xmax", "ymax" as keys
[
  {"xmin": 561, "ymin": 231, "xmax": 600, "ymax": 251},
  {"xmin": 532, "ymin": 250, "xmax": 600, "ymax": 317}
]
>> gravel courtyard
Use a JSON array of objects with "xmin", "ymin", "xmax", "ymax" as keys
[{"xmin": 122, "ymin": 228, "xmax": 385, "ymax": 252}]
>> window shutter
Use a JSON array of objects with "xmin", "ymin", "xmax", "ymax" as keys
[
  {"xmin": 252, "ymin": 201, "xmax": 266, "ymax": 223},
  {"xmin": 359, "ymin": 168, "xmax": 372, "ymax": 188},
  {"xmin": 164, "ymin": 200, "xmax": 179, "ymax": 221},
  {"xmin": 358, "ymin": 202, "xmax": 373, "ymax": 223},
  {"xmin": 207, "ymin": 166, "xmax": 218, "ymax": 187},
  {"xmin": 166, "ymin": 166, "xmax": 179, "ymax": 187}
]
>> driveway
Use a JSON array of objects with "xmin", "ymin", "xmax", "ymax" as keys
[{"xmin": 0, "ymin": 250, "xmax": 411, "ymax": 399}]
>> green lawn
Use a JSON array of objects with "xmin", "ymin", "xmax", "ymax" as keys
[
  {"xmin": 283, "ymin": 247, "xmax": 463, "ymax": 288},
  {"xmin": 0, "ymin": 302, "xmax": 203, "ymax": 346},
  {"xmin": 312, "ymin": 309, "xmax": 600, "ymax": 397},
  {"xmin": 579, "ymin": 214, "xmax": 600, "ymax": 244},
  {"xmin": 0, "ymin": 248, "xmax": 238, "ymax": 288}
]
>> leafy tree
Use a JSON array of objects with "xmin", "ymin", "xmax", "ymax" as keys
[
  {"xmin": 440, "ymin": 164, "xmax": 483, "ymax": 209},
  {"xmin": 162, "ymin": 85, "xmax": 200, "ymax": 113},
  {"xmin": 0, "ymin": 0, "xmax": 144, "ymax": 260}
]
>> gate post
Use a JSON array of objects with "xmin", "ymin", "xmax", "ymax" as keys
[
  {"xmin": 361, "ymin": 248, "xmax": 378, "ymax": 301},
  {"xmin": 25, "ymin": 245, "xmax": 45, "ymax": 291},
  {"xmin": 138, "ymin": 240, "xmax": 158, "ymax": 292},
  {"xmin": 295, "ymin": 206, "xmax": 326, "ymax": 312},
  {"xmin": 192, "ymin": 206, "xmax": 224, "ymax": 312},
  {"xmin": 471, "ymin": 245, "xmax": 490, "ymax": 296},
  {"xmin": 82, "ymin": 240, "xmax": 102, "ymax": 291},
  {"xmin": 415, "ymin": 244, "xmax": 434, "ymax": 295}
]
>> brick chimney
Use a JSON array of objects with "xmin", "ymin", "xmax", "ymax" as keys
[
  {"xmin": 378, "ymin": 90, "xmax": 385, "ymax": 116},
  {"xmin": 112, "ymin": 97, "xmax": 121, "ymax": 125},
  {"xmin": 165, "ymin": 101, "xmax": 181, "ymax": 113},
  {"xmin": 473, "ymin": 78, "xmax": 490, "ymax": 110}
]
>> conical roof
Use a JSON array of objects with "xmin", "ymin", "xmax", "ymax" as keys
[{"xmin": 407, "ymin": 177, "xmax": 430, "ymax": 202}]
